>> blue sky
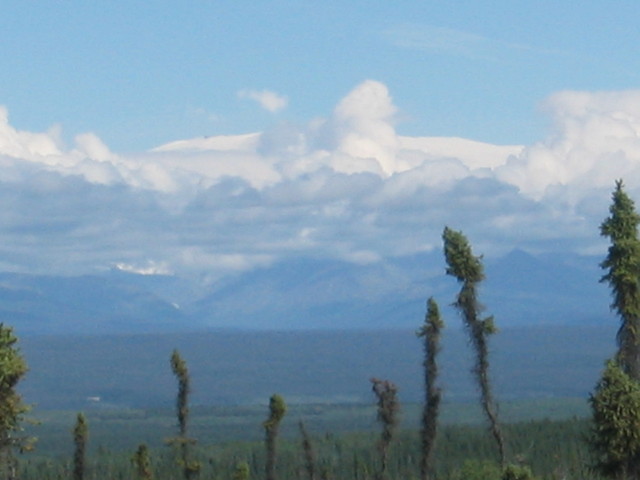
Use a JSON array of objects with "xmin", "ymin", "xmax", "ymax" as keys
[
  {"xmin": 1, "ymin": 2, "xmax": 640, "ymax": 279},
  {"xmin": 3, "ymin": 2, "xmax": 640, "ymax": 151}
]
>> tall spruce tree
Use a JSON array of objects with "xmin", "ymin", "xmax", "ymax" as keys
[
  {"xmin": 232, "ymin": 461, "xmax": 251, "ymax": 480},
  {"xmin": 169, "ymin": 350, "xmax": 199, "ymax": 480},
  {"xmin": 0, "ymin": 323, "xmax": 30, "ymax": 480},
  {"xmin": 370, "ymin": 378, "xmax": 399, "ymax": 480},
  {"xmin": 263, "ymin": 394, "xmax": 286, "ymax": 480},
  {"xmin": 72, "ymin": 413, "xmax": 88, "ymax": 480},
  {"xmin": 132, "ymin": 443, "xmax": 154, "ymax": 480},
  {"xmin": 590, "ymin": 360, "xmax": 640, "ymax": 478},
  {"xmin": 590, "ymin": 180, "xmax": 640, "ymax": 478},
  {"xmin": 442, "ymin": 227, "xmax": 505, "ymax": 466},
  {"xmin": 299, "ymin": 420, "xmax": 317, "ymax": 480},
  {"xmin": 417, "ymin": 297, "xmax": 444, "ymax": 480},
  {"xmin": 600, "ymin": 179, "xmax": 640, "ymax": 380}
]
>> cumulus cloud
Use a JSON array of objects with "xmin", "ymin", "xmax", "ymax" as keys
[
  {"xmin": 0, "ymin": 82, "xmax": 638, "ymax": 279},
  {"xmin": 313, "ymin": 80, "xmax": 401, "ymax": 175},
  {"xmin": 0, "ymin": 106, "xmax": 63, "ymax": 160},
  {"xmin": 497, "ymin": 90, "xmax": 640, "ymax": 201},
  {"xmin": 238, "ymin": 89, "xmax": 288, "ymax": 112}
]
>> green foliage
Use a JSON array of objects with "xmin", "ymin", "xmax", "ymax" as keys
[
  {"xmin": 501, "ymin": 464, "xmax": 537, "ymax": 480},
  {"xmin": 168, "ymin": 350, "xmax": 200, "ymax": 480},
  {"xmin": 589, "ymin": 359, "xmax": 640, "ymax": 478},
  {"xmin": 170, "ymin": 350, "xmax": 190, "ymax": 438},
  {"xmin": 417, "ymin": 297, "xmax": 444, "ymax": 338},
  {"xmin": 232, "ymin": 460, "xmax": 250, "ymax": 480},
  {"xmin": 0, "ymin": 323, "xmax": 31, "ymax": 479},
  {"xmin": 371, "ymin": 379, "xmax": 399, "ymax": 440},
  {"xmin": 12, "ymin": 414, "xmax": 594, "ymax": 480},
  {"xmin": 442, "ymin": 227, "xmax": 505, "ymax": 466},
  {"xmin": 264, "ymin": 394, "xmax": 287, "ymax": 480},
  {"xmin": 443, "ymin": 227, "xmax": 484, "ymax": 284},
  {"xmin": 449, "ymin": 458, "xmax": 538, "ymax": 480},
  {"xmin": 73, "ymin": 413, "xmax": 88, "ymax": 480},
  {"xmin": 264, "ymin": 395, "xmax": 287, "ymax": 430},
  {"xmin": 371, "ymin": 378, "xmax": 400, "ymax": 480},
  {"xmin": 299, "ymin": 421, "xmax": 317, "ymax": 480},
  {"xmin": 592, "ymin": 181, "xmax": 640, "ymax": 479},
  {"xmin": 451, "ymin": 459, "xmax": 501, "ymax": 480},
  {"xmin": 600, "ymin": 180, "xmax": 640, "ymax": 380},
  {"xmin": 417, "ymin": 297, "xmax": 444, "ymax": 480},
  {"xmin": 132, "ymin": 443, "xmax": 153, "ymax": 480},
  {"xmin": 0, "ymin": 324, "xmax": 29, "ymax": 441}
]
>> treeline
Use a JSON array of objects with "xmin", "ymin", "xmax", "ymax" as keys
[{"xmin": 14, "ymin": 417, "xmax": 593, "ymax": 480}]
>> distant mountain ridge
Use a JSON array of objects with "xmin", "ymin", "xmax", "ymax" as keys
[{"xmin": 0, "ymin": 249, "xmax": 614, "ymax": 335}]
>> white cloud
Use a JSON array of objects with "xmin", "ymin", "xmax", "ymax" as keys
[
  {"xmin": 0, "ymin": 106, "xmax": 63, "ymax": 160},
  {"xmin": 497, "ymin": 90, "xmax": 640, "ymax": 201},
  {"xmin": 315, "ymin": 80, "xmax": 400, "ymax": 176},
  {"xmin": 1, "ymin": 82, "xmax": 639, "ymax": 279},
  {"xmin": 238, "ymin": 89, "xmax": 288, "ymax": 113},
  {"xmin": 74, "ymin": 132, "xmax": 115, "ymax": 162},
  {"xmin": 114, "ymin": 261, "xmax": 172, "ymax": 275}
]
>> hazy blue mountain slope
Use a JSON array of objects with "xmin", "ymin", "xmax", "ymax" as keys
[
  {"xmin": 484, "ymin": 250, "xmax": 611, "ymax": 326},
  {"xmin": 0, "ymin": 272, "xmax": 188, "ymax": 334},
  {"xmin": 192, "ymin": 256, "xmax": 435, "ymax": 329},
  {"xmin": 192, "ymin": 250, "xmax": 612, "ymax": 330},
  {"xmin": 0, "ymin": 249, "xmax": 614, "ymax": 334}
]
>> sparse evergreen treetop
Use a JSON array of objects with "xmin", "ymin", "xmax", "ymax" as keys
[
  {"xmin": 590, "ymin": 359, "xmax": 640, "ymax": 478},
  {"xmin": 73, "ymin": 413, "xmax": 88, "ymax": 480},
  {"xmin": 443, "ymin": 226, "xmax": 485, "ymax": 284},
  {"xmin": 600, "ymin": 179, "xmax": 640, "ymax": 380},
  {"xmin": 591, "ymin": 180, "xmax": 640, "ymax": 480},
  {"xmin": 417, "ymin": 297, "xmax": 444, "ymax": 480},
  {"xmin": 0, "ymin": 323, "xmax": 31, "ymax": 480},
  {"xmin": 442, "ymin": 227, "xmax": 504, "ymax": 465},
  {"xmin": 264, "ymin": 394, "xmax": 287, "ymax": 430},
  {"xmin": 264, "ymin": 393, "xmax": 287, "ymax": 480}
]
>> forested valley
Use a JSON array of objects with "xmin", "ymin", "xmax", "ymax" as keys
[{"xmin": 2, "ymin": 180, "xmax": 640, "ymax": 480}]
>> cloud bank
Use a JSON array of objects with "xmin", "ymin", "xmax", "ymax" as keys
[{"xmin": 0, "ymin": 81, "xmax": 638, "ymax": 279}]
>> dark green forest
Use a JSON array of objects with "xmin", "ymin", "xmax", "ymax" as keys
[{"xmin": 16, "ymin": 415, "xmax": 593, "ymax": 480}]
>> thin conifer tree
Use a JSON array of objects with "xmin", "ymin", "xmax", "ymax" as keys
[
  {"xmin": 72, "ymin": 413, "xmax": 88, "ymax": 480},
  {"xmin": 591, "ymin": 180, "xmax": 640, "ymax": 479},
  {"xmin": 169, "ymin": 349, "xmax": 199, "ymax": 480},
  {"xmin": 0, "ymin": 324, "xmax": 31, "ymax": 480},
  {"xmin": 590, "ymin": 360, "xmax": 640, "ymax": 479},
  {"xmin": 263, "ymin": 394, "xmax": 286, "ymax": 480},
  {"xmin": 600, "ymin": 179, "xmax": 640, "ymax": 380},
  {"xmin": 417, "ymin": 297, "xmax": 444, "ymax": 480},
  {"xmin": 132, "ymin": 443, "xmax": 153, "ymax": 480},
  {"xmin": 299, "ymin": 420, "xmax": 317, "ymax": 480},
  {"xmin": 443, "ymin": 226, "xmax": 505, "ymax": 466},
  {"xmin": 232, "ymin": 461, "xmax": 251, "ymax": 480},
  {"xmin": 370, "ymin": 378, "xmax": 399, "ymax": 480}
]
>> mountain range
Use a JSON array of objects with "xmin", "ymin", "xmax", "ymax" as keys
[{"xmin": 0, "ymin": 248, "xmax": 614, "ymax": 335}]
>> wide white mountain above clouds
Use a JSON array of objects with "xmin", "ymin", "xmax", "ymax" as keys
[
  {"xmin": 152, "ymin": 133, "xmax": 262, "ymax": 153},
  {"xmin": 398, "ymin": 136, "xmax": 523, "ymax": 170},
  {"xmin": 151, "ymin": 132, "xmax": 523, "ymax": 176}
]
